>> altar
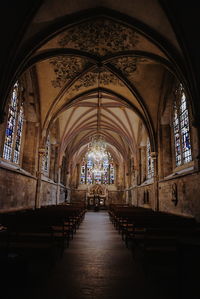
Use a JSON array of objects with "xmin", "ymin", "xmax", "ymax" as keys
[{"xmin": 86, "ymin": 184, "xmax": 107, "ymax": 209}]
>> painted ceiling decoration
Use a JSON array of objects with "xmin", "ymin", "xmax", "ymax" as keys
[
  {"xmin": 110, "ymin": 56, "xmax": 148, "ymax": 77},
  {"xmin": 58, "ymin": 18, "xmax": 140, "ymax": 56},
  {"xmin": 49, "ymin": 55, "xmax": 149, "ymax": 89},
  {"xmin": 70, "ymin": 70, "xmax": 125, "ymax": 92},
  {"xmin": 20, "ymin": 13, "xmax": 178, "ymax": 165},
  {"xmin": 49, "ymin": 56, "xmax": 90, "ymax": 88}
]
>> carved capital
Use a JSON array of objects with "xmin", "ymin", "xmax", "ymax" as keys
[
  {"xmin": 38, "ymin": 148, "xmax": 46, "ymax": 156},
  {"xmin": 151, "ymin": 152, "xmax": 158, "ymax": 159}
]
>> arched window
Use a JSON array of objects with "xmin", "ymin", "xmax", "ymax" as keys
[
  {"xmin": 3, "ymin": 81, "xmax": 24, "ymax": 164},
  {"xmin": 147, "ymin": 139, "xmax": 154, "ymax": 179},
  {"xmin": 109, "ymin": 162, "xmax": 115, "ymax": 184},
  {"xmin": 173, "ymin": 83, "xmax": 192, "ymax": 166},
  {"xmin": 80, "ymin": 156, "xmax": 114, "ymax": 185},
  {"xmin": 42, "ymin": 135, "xmax": 50, "ymax": 174},
  {"xmin": 80, "ymin": 160, "xmax": 86, "ymax": 184}
]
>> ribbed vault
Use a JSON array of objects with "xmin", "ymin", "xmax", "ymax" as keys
[{"xmin": 16, "ymin": 13, "xmax": 186, "ymax": 171}]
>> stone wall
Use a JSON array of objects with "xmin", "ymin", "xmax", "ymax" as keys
[
  {"xmin": 158, "ymin": 172, "xmax": 200, "ymax": 221},
  {"xmin": 108, "ymin": 191, "xmax": 125, "ymax": 204},
  {"xmin": 40, "ymin": 179, "xmax": 57, "ymax": 206},
  {"xmin": 0, "ymin": 166, "xmax": 36, "ymax": 211},
  {"xmin": 131, "ymin": 188, "xmax": 137, "ymax": 206},
  {"xmin": 1, "ymin": 164, "xmax": 200, "ymax": 222},
  {"xmin": 71, "ymin": 190, "xmax": 86, "ymax": 202},
  {"xmin": 0, "ymin": 167, "xmax": 67, "ymax": 211},
  {"xmin": 136, "ymin": 183, "xmax": 155, "ymax": 209},
  {"xmin": 35, "ymin": 180, "xmax": 66, "ymax": 206},
  {"xmin": 59, "ymin": 185, "xmax": 66, "ymax": 204}
]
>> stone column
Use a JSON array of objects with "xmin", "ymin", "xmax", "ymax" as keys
[
  {"xmin": 159, "ymin": 124, "xmax": 172, "ymax": 178},
  {"xmin": 66, "ymin": 165, "xmax": 70, "ymax": 186},
  {"xmin": 85, "ymin": 164, "xmax": 87, "ymax": 184},
  {"xmin": 115, "ymin": 164, "xmax": 119, "ymax": 187},
  {"xmin": 108, "ymin": 164, "xmax": 111, "ymax": 184},
  {"xmin": 191, "ymin": 121, "xmax": 200, "ymax": 171},
  {"xmin": 60, "ymin": 157, "xmax": 66, "ymax": 185},
  {"xmin": 69, "ymin": 163, "xmax": 73, "ymax": 186},
  {"xmin": 35, "ymin": 148, "xmax": 45, "ymax": 209},
  {"xmin": 92, "ymin": 171, "xmax": 94, "ymax": 184},
  {"xmin": 151, "ymin": 152, "xmax": 159, "ymax": 211},
  {"xmin": 49, "ymin": 144, "xmax": 57, "ymax": 181},
  {"xmin": 0, "ymin": 118, "xmax": 6, "ymax": 156},
  {"xmin": 56, "ymin": 167, "xmax": 61, "ymax": 205},
  {"xmin": 140, "ymin": 146, "xmax": 146, "ymax": 183},
  {"xmin": 22, "ymin": 121, "xmax": 39, "ymax": 175},
  {"xmin": 128, "ymin": 158, "xmax": 132, "ymax": 187},
  {"xmin": 76, "ymin": 163, "xmax": 80, "ymax": 187},
  {"xmin": 123, "ymin": 162, "xmax": 126, "ymax": 189}
]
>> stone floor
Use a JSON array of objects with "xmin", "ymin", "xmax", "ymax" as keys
[{"xmin": 1, "ymin": 211, "xmax": 198, "ymax": 299}]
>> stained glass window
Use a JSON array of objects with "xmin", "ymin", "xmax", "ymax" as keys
[
  {"xmin": 80, "ymin": 156, "xmax": 114, "ymax": 184},
  {"xmin": 147, "ymin": 139, "xmax": 154, "ymax": 179},
  {"xmin": 173, "ymin": 84, "xmax": 192, "ymax": 166},
  {"xmin": 13, "ymin": 104, "xmax": 24, "ymax": 163},
  {"xmin": 86, "ymin": 158, "xmax": 93, "ymax": 184},
  {"xmin": 109, "ymin": 162, "xmax": 115, "ymax": 184},
  {"xmin": 42, "ymin": 135, "xmax": 50, "ymax": 174},
  {"xmin": 3, "ymin": 81, "xmax": 24, "ymax": 163},
  {"xmin": 80, "ymin": 161, "xmax": 86, "ymax": 184},
  {"xmin": 102, "ymin": 158, "xmax": 109, "ymax": 184}
]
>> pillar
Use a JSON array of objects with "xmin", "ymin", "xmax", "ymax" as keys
[
  {"xmin": 0, "ymin": 117, "xmax": 6, "ymax": 156},
  {"xmin": 151, "ymin": 152, "xmax": 159, "ymax": 211},
  {"xmin": 159, "ymin": 124, "xmax": 172, "ymax": 178},
  {"xmin": 56, "ymin": 167, "xmax": 61, "ymax": 205},
  {"xmin": 35, "ymin": 148, "xmax": 45, "ymax": 209},
  {"xmin": 76, "ymin": 163, "xmax": 80, "ymax": 187},
  {"xmin": 140, "ymin": 146, "xmax": 146, "ymax": 183},
  {"xmin": 115, "ymin": 164, "xmax": 119, "ymax": 187},
  {"xmin": 22, "ymin": 121, "xmax": 39, "ymax": 175},
  {"xmin": 49, "ymin": 144, "xmax": 57, "ymax": 181}
]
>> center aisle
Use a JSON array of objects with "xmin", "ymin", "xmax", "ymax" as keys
[{"xmin": 33, "ymin": 210, "xmax": 146, "ymax": 299}]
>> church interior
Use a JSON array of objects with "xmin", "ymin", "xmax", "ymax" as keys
[{"xmin": 0, "ymin": 1, "xmax": 200, "ymax": 298}]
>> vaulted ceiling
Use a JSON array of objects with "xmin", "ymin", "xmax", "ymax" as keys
[
  {"xmin": 28, "ymin": 15, "xmax": 176, "ymax": 165},
  {"xmin": 1, "ymin": 0, "xmax": 197, "ymax": 167}
]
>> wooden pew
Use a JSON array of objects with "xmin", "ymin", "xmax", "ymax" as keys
[{"xmin": 0, "ymin": 203, "xmax": 86, "ymax": 260}]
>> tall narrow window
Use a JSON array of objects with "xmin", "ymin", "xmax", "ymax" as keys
[
  {"xmin": 109, "ymin": 162, "xmax": 115, "ymax": 184},
  {"xmin": 80, "ymin": 156, "xmax": 114, "ymax": 184},
  {"xmin": 147, "ymin": 139, "xmax": 154, "ymax": 179},
  {"xmin": 3, "ymin": 81, "xmax": 24, "ymax": 164},
  {"xmin": 42, "ymin": 135, "xmax": 50, "ymax": 174},
  {"xmin": 173, "ymin": 84, "xmax": 192, "ymax": 166},
  {"xmin": 80, "ymin": 160, "xmax": 86, "ymax": 184}
]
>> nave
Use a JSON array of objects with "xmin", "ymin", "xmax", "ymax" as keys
[
  {"xmin": 1, "ymin": 209, "xmax": 188, "ymax": 299},
  {"xmin": 1, "ymin": 2, "xmax": 200, "ymax": 299}
]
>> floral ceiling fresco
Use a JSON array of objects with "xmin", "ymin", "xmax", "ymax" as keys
[
  {"xmin": 49, "ymin": 56, "xmax": 90, "ymax": 88},
  {"xmin": 58, "ymin": 18, "xmax": 140, "ymax": 56}
]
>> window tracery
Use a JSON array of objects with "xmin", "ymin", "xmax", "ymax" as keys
[
  {"xmin": 147, "ymin": 139, "xmax": 154, "ymax": 179},
  {"xmin": 3, "ymin": 81, "xmax": 24, "ymax": 164},
  {"xmin": 173, "ymin": 84, "xmax": 192, "ymax": 166},
  {"xmin": 80, "ymin": 156, "xmax": 114, "ymax": 185},
  {"xmin": 42, "ymin": 135, "xmax": 50, "ymax": 174}
]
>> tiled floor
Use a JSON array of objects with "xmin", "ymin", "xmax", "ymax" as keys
[{"xmin": 2, "ymin": 211, "xmax": 196, "ymax": 299}]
